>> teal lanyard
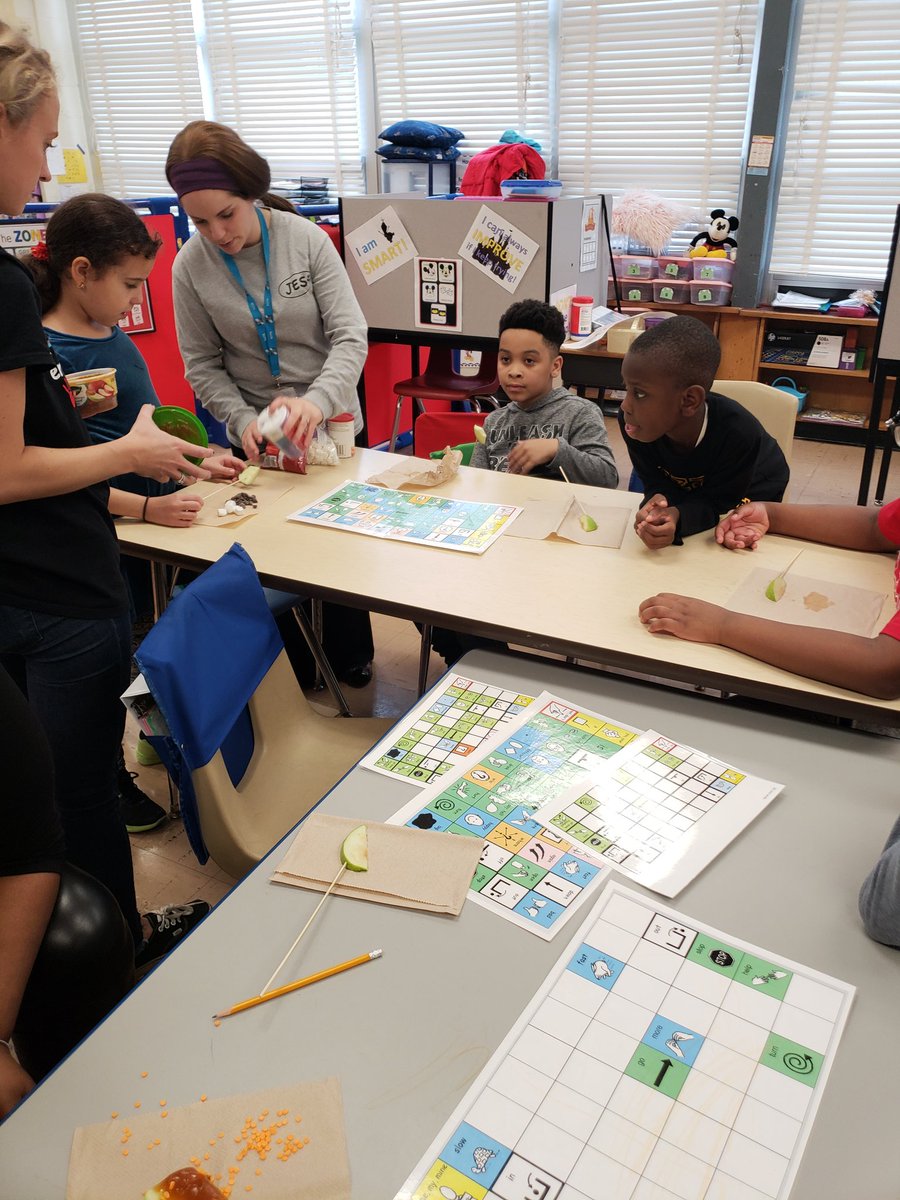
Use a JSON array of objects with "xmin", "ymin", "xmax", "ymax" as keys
[{"xmin": 220, "ymin": 208, "xmax": 281, "ymax": 384}]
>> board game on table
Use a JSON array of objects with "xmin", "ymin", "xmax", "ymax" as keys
[
  {"xmin": 287, "ymin": 481, "xmax": 520, "ymax": 554},
  {"xmin": 398, "ymin": 882, "xmax": 854, "ymax": 1200}
]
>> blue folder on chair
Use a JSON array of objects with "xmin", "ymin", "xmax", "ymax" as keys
[{"xmin": 136, "ymin": 543, "xmax": 283, "ymax": 863}]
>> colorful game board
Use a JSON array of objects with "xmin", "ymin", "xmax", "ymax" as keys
[
  {"xmin": 398, "ymin": 882, "xmax": 854, "ymax": 1200},
  {"xmin": 361, "ymin": 675, "xmax": 535, "ymax": 787},
  {"xmin": 287, "ymin": 481, "xmax": 520, "ymax": 554},
  {"xmin": 388, "ymin": 692, "xmax": 641, "ymax": 939},
  {"xmin": 534, "ymin": 730, "xmax": 782, "ymax": 897}
]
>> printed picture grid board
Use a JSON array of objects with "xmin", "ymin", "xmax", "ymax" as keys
[
  {"xmin": 360, "ymin": 674, "xmax": 535, "ymax": 788},
  {"xmin": 286, "ymin": 481, "xmax": 521, "ymax": 555},
  {"xmin": 398, "ymin": 881, "xmax": 855, "ymax": 1200},
  {"xmin": 533, "ymin": 729, "xmax": 783, "ymax": 898},
  {"xmin": 387, "ymin": 692, "xmax": 642, "ymax": 939}
]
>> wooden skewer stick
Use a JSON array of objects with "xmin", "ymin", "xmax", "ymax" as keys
[
  {"xmin": 772, "ymin": 548, "xmax": 804, "ymax": 585},
  {"xmin": 215, "ymin": 949, "xmax": 382, "ymax": 1021},
  {"xmin": 559, "ymin": 466, "xmax": 598, "ymax": 530},
  {"xmin": 259, "ymin": 863, "xmax": 346, "ymax": 996}
]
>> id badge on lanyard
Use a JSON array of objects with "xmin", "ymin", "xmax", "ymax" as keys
[{"xmin": 220, "ymin": 208, "xmax": 282, "ymax": 385}]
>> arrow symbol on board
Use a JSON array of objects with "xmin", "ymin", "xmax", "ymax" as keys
[{"xmin": 654, "ymin": 1058, "xmax": 674, "ymax": 1088}]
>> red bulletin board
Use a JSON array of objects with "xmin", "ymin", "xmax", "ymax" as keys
[{"xmin": 136, "ymin": 213, "xmax": 194, "ymax": 411}]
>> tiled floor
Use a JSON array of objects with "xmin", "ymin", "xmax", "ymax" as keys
[{"xmin": 128, "ymin": 419, "xmax": 900, "ymax": 916}]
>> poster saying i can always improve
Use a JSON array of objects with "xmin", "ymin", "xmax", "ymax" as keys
[{"xmin": 459, "ymin": 205, "xmax": 540, "ymax": 294}]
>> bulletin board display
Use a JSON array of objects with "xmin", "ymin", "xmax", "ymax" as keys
[{"xmin": 339, "ymin": 195, "xmax": 609, "ymax": 341}]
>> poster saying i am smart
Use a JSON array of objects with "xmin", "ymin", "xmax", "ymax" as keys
[
  {"xmin": 345, "ymin": 205, "xmax": 418, "ymax": 285},
  {"xmin": 459, "ymin": 205, "xmax": 539, "ymax": 294}
]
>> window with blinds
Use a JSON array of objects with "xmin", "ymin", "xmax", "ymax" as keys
[
  {"xmin": 72, "ymin": 0, "xmax": 204, "ymax": 197},
  {"xmin": 556, "ymin": 0, "xmax": 757, "ymax": 251},
  {"xmin": 369, "ymin": 0, "xmax": 552, "ymax": 173},
  {"xmin": 770, "ymin": 0, "xmax": 900, "ymax": 281},
  {"xmin": 202, "ymin": 0, "xmax": 362, "ymax": 196},
  {"xmin": 71, "ymin": 0, "xmax": 361, "ymax": 198}
]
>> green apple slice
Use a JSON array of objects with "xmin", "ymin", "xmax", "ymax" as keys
[
  {"xmin": 340, "ymin": 824, "xmax": 369, "ymax": 872},
  {"xmin": 473, "ymin": 424, "xmax": 487, "ymax": 444},
  {"xmin": 579, "ymin": 513, "xmax": 598, "ymax": 532},
  {"xmin": 765, "ymin": 576, "xmax": 787, "ymax": 602},
  {"xmin": 238, "ymin": 464, "xmax": 260, "ymax": 485}
]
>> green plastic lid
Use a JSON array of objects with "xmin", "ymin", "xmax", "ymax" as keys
[{"xmin": 152, "ymin": 406, "xmax": 209, "ymax": 465}]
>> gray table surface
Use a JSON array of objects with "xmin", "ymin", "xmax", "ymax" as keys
[{"xmin": 1, "ymin": 651, "xmax": 898, "ymax": 1198}]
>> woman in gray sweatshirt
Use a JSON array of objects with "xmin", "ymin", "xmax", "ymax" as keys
[{"xmin": 165, "ymin": 121, "xmax": 374, "ymax": 685}]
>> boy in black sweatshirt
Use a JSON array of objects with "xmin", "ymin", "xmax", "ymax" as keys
[{"xmin": 619, "ymin": 315, "xmax": 789, "ymax": 549}]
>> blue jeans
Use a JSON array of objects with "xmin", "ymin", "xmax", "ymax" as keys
[
  {"xmin": 859, "ymin": 814, "xmax": 900, "ymax": 948},
  {"xmin": 0, "ymin": 605, "xmax": 141, "ymax": 945}
]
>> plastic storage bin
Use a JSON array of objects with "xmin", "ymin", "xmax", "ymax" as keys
[
  {"xmin": 499, "ymin": 179, "xmax": 563, "ymax": 199},
  {"xmin": 652, "ymin": 278, "xmax": 692, "ymax": 304},
  {"xmin": 618, "ymin": 255, "xmax": 656, "ymax": 279},
  {"xmin": 620, "ymin": 278, "xmax": 655, "ymax": 303},
  {"xmin": 607, "ymin": 311, "xmax": 676, "ymax": 354},
  {"xmin": 690, "ymin": 279, "xmax": 733, "ymax": 305},
  {"xmin": 656, "ymin": 256, "xmax": 694, "ymax": 281},
  {"xmin": 692, "ymin": 257, "xmax": 735, "ymax": 283}
]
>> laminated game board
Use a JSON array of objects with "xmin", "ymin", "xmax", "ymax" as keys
[{"xmin": 398, "ymin": 882, "xmax": 854, "ymax": 1200}]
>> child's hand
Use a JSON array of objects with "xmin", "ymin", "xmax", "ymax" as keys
[
  {"xmin": 205, "ymin": 452, "xmax": 243, "ymax": 480},
  {"xmin": 506, "ymin": 438, "xmax": 559, "ymax": 475},
  {"xmin": 635, "ymin": 494, "xmax": 679, "ymax": 549},
  {"xmin": 126, "ymin": 405, "xmax": 212, "ymax": 482},
  {"xmin": 146, "ymin": 491, "xmax": 204, "ymax": 527},
  {"xmin": 639, "ymin": 593, "xmax": 728, "ymax": 644},
  {"xmin": 241, "ymin": 419, "xmax": 265, "ymax": 462},
  {"xmin": 717, "ymin": 502, "xmax": 769, "ymax": 550}
]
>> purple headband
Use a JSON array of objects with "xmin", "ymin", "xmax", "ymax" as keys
[{"xmin": 166, "ymin": 156, "xmax": 242, "ymax": 199}]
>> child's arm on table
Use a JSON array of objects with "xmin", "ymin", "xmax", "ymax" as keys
[
  {"xmin": 719, "ymin": 501, "xmax": 895, "ymax": 553},
  {"xmin": 109, "ymin": 487, "xmax": 203, "ymax": 527},
  {"xmin": 638, "ymin": 594, "xmax": 900, "ymax": 698}
]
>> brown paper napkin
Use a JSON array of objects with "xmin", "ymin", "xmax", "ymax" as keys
[
  {"xmin": 366, "ymin": 449, "xmax": 462, "ymax": 490},
  {"xmin": 272, "ymin": 814, "xmax": 481, "ymax": 915},
  {"xmin": 67, "ymin": 1079, "xmax": 350, "ymax": 1200}
]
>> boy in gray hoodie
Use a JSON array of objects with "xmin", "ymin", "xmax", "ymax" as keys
[{"xmin": 470, "ymin": 299, "xmax": 618, "ymax": 488}]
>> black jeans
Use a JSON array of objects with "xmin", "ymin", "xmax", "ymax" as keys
[{"xmin": 0, "ymin": 605, "xmax": 140, "ymax": 945}]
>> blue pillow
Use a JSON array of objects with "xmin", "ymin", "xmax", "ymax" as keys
[
  {"xmin": 378, "ymin": 119, "xmax": 464, "ymax": 149},
  {"xmin": 376, "ymin": 144, "xmax": 461, "ymax": 162}
]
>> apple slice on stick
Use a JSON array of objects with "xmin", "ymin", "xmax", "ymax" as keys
[
  {"xmin": 764, "ymin": 550, "xmax": 803, "ymax": 603},
  {"xmin": 260, "ymin": 824, "xmax": 368, "ymax": 995},
  {"xmin": 559, "ymin": 466, "xmax": 598, "ymax": 532}
]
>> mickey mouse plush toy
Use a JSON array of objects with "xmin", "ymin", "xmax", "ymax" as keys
[{"xmin": 689, "ymin": 209, "xmax": 739, "ymax": 258}]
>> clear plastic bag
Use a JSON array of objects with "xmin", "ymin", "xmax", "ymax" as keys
[{"xmin": 306, "ymin": 430, "xmax": 340, "ymax": 466}]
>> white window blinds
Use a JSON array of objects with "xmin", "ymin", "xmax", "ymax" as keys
[
  {"xmin": 771, "ymin": 0, "xmax": 900, "ymax": 282},
  {"xmin": 72, "ymin": 0, "xmax": 203, "ymax": 196},
  {"xmin": 557, "ymin": 0, "xmax": 757, "ymax": 246},
  {"xmin": 368, "ymin": 0, "xmax": 551, "ymax": 164},
  {"xmin": 71, "ymin": 0, "xmax": 362, "ymax": 198},
  {"xmin": 201, "ymin": 0, "xmax": 363, "ymax": 196}
]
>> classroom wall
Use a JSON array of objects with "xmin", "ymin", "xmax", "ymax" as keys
[{"xmin": 4, "ymin": 0, "xmax": 98, "ymax": 197}]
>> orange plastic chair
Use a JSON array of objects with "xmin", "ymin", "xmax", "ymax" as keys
[
  {"xmin": 388, "ymin": 346, "xmax": 499, "ymax": 452},
  {"xmin": 413, "ymin": 410, "xmax": 489, "ymax": 460}
]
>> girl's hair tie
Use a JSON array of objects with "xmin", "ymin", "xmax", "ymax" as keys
[{"xmin": 31, "ymin": 240, "xmax": 50, "ymax": 262}]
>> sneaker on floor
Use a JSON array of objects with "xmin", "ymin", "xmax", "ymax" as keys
[
  {"xmin": 135, "ymin": 735, "xmax": 161, "ymax": 767},
  {"xmin": 135, "ymin": 900, "xmax": 210, "ymax": 969},
  {"xmin": 119, "ymin": 767, "xmax": 167, "ymax": 833}
]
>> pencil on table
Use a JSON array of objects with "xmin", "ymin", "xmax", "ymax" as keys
[{"xmin": 214, "ymin": 949, "xmax": 382, "ymax": 1020}]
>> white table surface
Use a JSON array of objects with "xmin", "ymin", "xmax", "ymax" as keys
[
  {"xmin": 2, "ymin": 651, "xmax": 898, "ymax": 1198},
  {"xmin": 117, "ymin": 448, "xmax": 900, "ymax": 726}
]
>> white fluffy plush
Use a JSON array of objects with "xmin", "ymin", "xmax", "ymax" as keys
[{"xmin": 612, "ymin": 190, "xmax": 696, "ymax": 255}]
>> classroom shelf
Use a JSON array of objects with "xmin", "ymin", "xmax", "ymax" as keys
[{"xmin": 758, "ymin": 362, "xmax": 870, "ymax": 379}]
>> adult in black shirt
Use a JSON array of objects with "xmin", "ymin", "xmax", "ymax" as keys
[{"xmin": 0, "ymin": 24, "xmax": 214, "ymax": 958}]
